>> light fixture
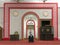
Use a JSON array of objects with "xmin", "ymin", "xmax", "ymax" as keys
[{"xmin": 42, "ymin": 0, "xmax": 47, "ymax": 3}]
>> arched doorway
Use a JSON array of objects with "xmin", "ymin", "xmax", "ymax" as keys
[
  {"xmin": 22, "ymin": 12, "xmax": 40, "ymax": 39},
  {"xmin": 26, "ymin": 20, "xmax": 35, "ymax": 38}
]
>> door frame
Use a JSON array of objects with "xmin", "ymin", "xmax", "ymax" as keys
[{"xmin": 26, "ymin": 20, "xmax": 35, "ymax": 38}]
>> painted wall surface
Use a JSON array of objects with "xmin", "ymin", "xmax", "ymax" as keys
[
  {"xmin": 0, "ymin": 7, "xmax": 60, "ymax": 39},
  {"xmin": 10, "ymin": 9, "xmax": 52, "ymax": 39},
  {"xmin": 58, "ymin": 8, "xmax": 60, "ymax": 40},
  {"xmin": 0, "ymin": 0, "xmax": 17, "ymax": 7},
  {"xmin": 0, "ymin": 8, "xmax": 3, "ymax": 28},
  {"xmin": 10, "ymin": 9, "xmax": 52, "ymax": 19},
  {"xmin": 10, "ymin": 10, "xmax": 22, "ymax": 39},
  {"xmin": 0, "ymin": 0, "xmax": 60, "ymax": 7},
  {"xmin": 0, "ymin": 8, "xmax": 3, "ymax": 38}
]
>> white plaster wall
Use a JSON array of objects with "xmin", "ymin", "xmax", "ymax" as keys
[
  {"xmin": 10, "ymin": 10, "xmax": 22, "ymax": 39},
  {"xmin": 0, "ymin": 0, "xmax": 60, "ymax": 7},
  {"xmin": 11, "ymin": 9, "xmax": 52, "ymax": 19},
  {"xmin": 58, "ymin": 8, "xmax": 60, "ymax": 40},
  {"xmin": 10, "ymin": 9, "xmax": 52, "ymax": 39},
  {"xmin": 0, "ymin": 8, "xmax": 3, "ymax": 38},
  {"xmin": 0, "ymin": 8, "xmax": 3, "ymax": 28},
  {"xmin": 0, "ymin": 0, "xmax": 17, "ymax": 7},
  {"xmin": 19, "ymin": 0, "xmax": 42, "ymax": 2},
  {"xmin": 0, "ymin": 7, "xmax": 60, "ymax": 39}
]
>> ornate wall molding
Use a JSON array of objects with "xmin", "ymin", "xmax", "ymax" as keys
[{"xmin": 4, "ymin": 3, "xmax": 58, "ymax": 40}]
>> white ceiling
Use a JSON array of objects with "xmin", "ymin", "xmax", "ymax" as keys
[{"xmin": 0, "ymin": 0, "xmax": 59, "ymax": 7}]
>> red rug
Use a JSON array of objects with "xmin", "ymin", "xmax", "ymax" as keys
[{"xmin": 0, "ymin": 40, "xmax": 60, "ymax": 45}]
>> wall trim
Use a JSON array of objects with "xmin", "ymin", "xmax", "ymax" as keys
[{"xmin": 4, "ymin": 3, "xmax": 58, "ymax": 40}]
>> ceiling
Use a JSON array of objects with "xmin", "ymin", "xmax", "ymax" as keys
[{"xmin": 0, "ymin": 0, "xmax": 59, "ymax": 7}]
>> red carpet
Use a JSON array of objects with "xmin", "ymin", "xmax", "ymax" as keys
[{"xmin": 0, "ymin": 40, "xmax": 60, "ymax": 45}]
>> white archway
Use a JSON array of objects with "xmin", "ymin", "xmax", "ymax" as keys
[{"xmin": 23, "ymin": 13, "xmax": 39, "ymax": 39}]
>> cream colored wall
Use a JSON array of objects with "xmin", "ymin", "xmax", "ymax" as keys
[
  {"xmin": 0, "ymin": 0, "xmax": 60, "ymax": 7},
  {"xmin": 10, "ymin": 9, "xmax": 22, "ymax": 39},
  {"xmin": 0, "ymin": 8, "xmax": 3, "ymax": 38},
  {"xmin": 10, "ymin": 9, "xmax": 52, "ymax": 39},
  {"xmin": 10, "ymin": 9, "xmax": 52, "ymax": 19},
  {"xmin": 0, "ymin": 7, "xmax": 60, "ymax": 39},
  {"xmin": 0, "ymin": 0, "xmax": 17, "ymax": 7},
  {"xmin": 58, "ymin": 8, "xmax": 60, "ymax": 40},
  {"xmin": 0, "ymin": 8, "xmax": 3, "ymax": 28}
]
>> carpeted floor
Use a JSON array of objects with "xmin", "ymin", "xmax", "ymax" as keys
[{"xmin": 0, "ymin": 40, "xmax": 60, "ymax": 45}]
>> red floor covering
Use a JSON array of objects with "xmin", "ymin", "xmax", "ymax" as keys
[{"xmin": 0, "ymin": 40, "xmax": 60, "ymax": 45}]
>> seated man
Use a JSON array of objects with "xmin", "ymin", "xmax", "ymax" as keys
[{"xmin": 28, "ymin": 32, "xmax": 34, "ymax": 42}]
